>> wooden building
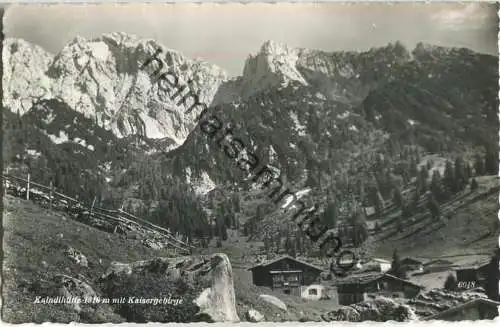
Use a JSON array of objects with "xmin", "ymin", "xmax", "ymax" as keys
[
  {"xmin": 335, "ymin": 273, "xmax": 424, "ymax": 305},
  {"xmin": 423, "ymin": 259, "xmax": 456, "ymax": 273},
  {"xmin": 455, "ymin": 261, "xmax": 490, "ymax": 289},
  {"xmin": 248, "ymin": 256, "xmax": 324, "ymax": 295},
  {"xmin": 401, "ymin": 257, "xmax": 425, "ymax": 273},
  {"xmin": 425, "ymin": 298, "xmax": 500, "ymax": 321}
]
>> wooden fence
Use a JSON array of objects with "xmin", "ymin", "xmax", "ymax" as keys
[{"xmin": 2, "ymin": 172, "xmax": 191, "ymax": 254}]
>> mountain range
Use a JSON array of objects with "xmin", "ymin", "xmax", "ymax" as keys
[{"xmin": 3, "ymin": 33, "xmax": 498, "ymax": 241}]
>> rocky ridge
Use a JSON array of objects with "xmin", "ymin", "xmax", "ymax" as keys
[{"xmin": 4, "ymin": 32, "xmax": 228, "ymax": 149}]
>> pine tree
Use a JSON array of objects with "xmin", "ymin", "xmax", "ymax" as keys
[
  {"xmin": 427, "ymin": 192, "xmax": 441, "ymax": 220},
  {"xmin": 444, "ymin": 273, "xmax": 458, "ymax": 291},
  {"xmin": 393, "ymin": 188, "xmax": 403, "ymax": 208},
  {"xmin": 454, "ymin": 157, "xmax": 466, "ymax": 191},
  {"xmin": 323, "ymin": 200, "xmax": 338, "ymax": 228},
  {"xmin": 409, "ymin": 157, "xmax": 418, "ymax": 177},
  {"xmin": 470, "ymin": 178, "xmax": 478, "ymax": 191},
  {"xmin": 390, "ymin": 249, "xmax": 406, "ymax": 279},
  {"xmin": 485, "ymin": 249, "xmax": 500, "ymax": 301},
  {"xmin": 444, "ymin": 160, "xmax": 455, "ymax": 193},
  {"xmin": 474, "ymin": 154, "xmax": 485, "ymax": 176},
  {"xmin": 464, "ymin": 163, "xmax": 472, "ymax": 183},
  {"xmin": 484, "ymin": 148, "xmax": 498, "ymax": 176},
  {"xmin": 232, "ymin": 193, "xmax": 241, "ymax": 213}
]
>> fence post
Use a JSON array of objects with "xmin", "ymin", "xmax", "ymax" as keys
[
  {"xmin": 26, "ymin": 172, "xmax": 30, "ymax": 200},
  {"xmin": 49, "ymin": 181, "xmax": 53, "ymax": 209},
  {"xmin": 89, "ymin": 196, "xmax": 97, "ymax": 219},
  {"xmin": 3, "ymin": 171, "xmax": 6, "ymax": 191}
]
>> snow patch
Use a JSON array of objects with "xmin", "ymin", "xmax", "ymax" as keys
[
  {"xmin": 88, "ymin": 41, "xmax": 110, "ymax": 62},
  {"xmin": 348, "ymin": 125, "xmax": 358, "ymax": 132},
  {"xmin": 337, "ymin": 111, "xmax": 350, "ymax": 120},
  {"xmin": 289, "ymin": 111, "xmax": 306, "ymax": 136},
  {"xmin": 192, "ymin": 171, "xmax": 216, "ymax": 196},
  {"xmin": 47, "ymin": 131, "xmax": 69, "ymax": 144},
  {"xmin": 408, "ymin": 119, "xmax": 416, "ymax": 126},
  {"xmin": 281, "ymin": 188, "xmax": 311, "ymax": 208},
  {"xmin": 140, "ymin": 113, "xmax": 165, "ymax": 139},
  {"xmin": 26, "ymin": 149, "xmax": 41, "ymax": 157},
  {"xmin": 315, "ymin": 92, "xmax": 326, "ymax": 100}
]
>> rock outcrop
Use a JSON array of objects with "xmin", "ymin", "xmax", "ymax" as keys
[
  {"xmin": 4, "ymin": 33, "xmax": 228, "ymax": 150},
  {"xmin": 259, "ymin": 294, "xmax": 287, "ymax": 311},
  {"xmin": 322, "ymin": 296, "xmax": 417, "ymax": 322},
  {"xmin": 246, "ymin": 308, "xmax": 265, "ymax": 322},
  {"xmin": 99, "ymin": 253, "xmax": 239, "ymax": 323}
]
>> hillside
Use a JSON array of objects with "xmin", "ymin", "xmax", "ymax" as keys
[
  {"xmin": 3, "ymin": 34, "xmax": 499, "ymax": 323},
  {"xmin": 2, "ymin": 194, "xmax": 183, "ymax": 323},
  {"xmin": 371, "ymin": 175, "xmax": 499, "ymax": 259}
]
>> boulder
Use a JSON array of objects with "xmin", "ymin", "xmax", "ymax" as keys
[
  {"xmin": 259, "ymin": 294, "xmax": 287, "ymax": 311},
  {"xmin": 246, "ymin": 308, "xmax": 264, "ymax": 322},
  {"xmin": 324, "ymin": 296, "xmax": 417, "ymax": 322},
  {"xmin": 65, "ymin": 246, "xmax": 88, "ymax": 267},
  {"xmin": 99, "ymin": 253, "xmax": 239, "ymax": 323},
  {"xmin": 54, "ymin": 274, "xmax": 97, "ymax": 313}
]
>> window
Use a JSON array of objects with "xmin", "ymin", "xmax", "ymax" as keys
[{"xmin": 309, "ymin": 288, "xmax": 318, "ymax": 296}]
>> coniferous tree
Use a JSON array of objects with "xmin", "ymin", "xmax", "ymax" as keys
[
  {"xmin": 444, "ymin": 274, "xmax": 458, "ymax": 291},
  {"xmin": 427, "ymin": 192, "xmax": 441, "ymax": 220},
  {"xmin": 390, "ymin": 249, "xmax": 406, "ymax": 279},
  {"xmin": 470, "ymin": 178, "xmax": 479, "ymax": 191},
  {"xmin": 454, "ymin": 157, "xmax": 466, "ymax": 191},
  {"xmin": 393, "ymin": 188, "xmax": 403, "ymax": 208},
  {"xmin": 484, "ymin": 148, "xmax": 499, "ymax": 176},
  {"xmin": 430, "ymin": 170, "xmax": 442, "ymax": 200},
  {"xmin": 323, "ymin": 200, "xmax": 338, "ymax": 228},
  {"xmin": 464, "ymin": 162, "xmax": 472, "ymax": 183},
  {"xmin": 474, "ymin": 154, "xmax": 485, "ymax": 176},
  {"xmin": 486, "ymin": 249, "xmax": 500, "ymax": 301},
  {"xmin": 409, "ymin": 157, "xmax": 418, "ymax": 177},
  {"xmin": 444, "ymin": 160, "xmax": 455, "ymax": 193}
]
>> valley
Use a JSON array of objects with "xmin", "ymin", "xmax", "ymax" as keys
[{"xmin": 2, "ymin": 32, "xmax": 499, "ymax": 323}]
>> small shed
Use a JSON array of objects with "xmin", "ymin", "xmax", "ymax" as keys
[
  {"xmin": 364, "ymin": 258, "xmax": 392, "ymax": 272},
  {"xmin": 300, "ymin": 284, "xmax": 327, "ymax": 301},
  {"xmin": 401, "ymin": 257, "xmax": 425, "ymax": 272},
  {"xmin": 455, "ymin": 261, "xmax": 490, "ymax": 289},
  {"xmin": 423, "ymin": 259, "xmax": 456, "ymax": 273},
  {"xmin": 425, "ymin": 298, "xmax": 500, "ymax": 321},
  {"xmin": 335, "ymin": 272, "xmax": 424, "ymax": 305}
]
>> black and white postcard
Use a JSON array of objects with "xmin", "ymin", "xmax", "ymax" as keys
[{"xmin": 1, "ymin": 2, "xmax": 499, "ymax": 324}]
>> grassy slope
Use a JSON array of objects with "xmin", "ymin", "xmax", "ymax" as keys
[
  {"xmin": 371, "ymin": 175, "xmax": 499, "ymax": 261},
  {"xmin": 2, "ymin": 195, "xmax": 177, "ymax": 323}
]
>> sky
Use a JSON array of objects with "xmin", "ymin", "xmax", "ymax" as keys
[{"xmin": 4, "ymin": 2, "xmax": 498, "ymax": 76}]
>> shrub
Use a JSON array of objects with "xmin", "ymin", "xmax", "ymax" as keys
[
  {"xmin": 99, "ymin": 271, "xmax": 206, "ymax": 322},
  {"xmin": 444, "ymin": 273, "xmax": 458, "ymax": 291}
]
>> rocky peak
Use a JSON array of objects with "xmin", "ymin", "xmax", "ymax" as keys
[
  {"xmin": 4, "ymin": 34, "xmax": 229, "ymax": 150},
  {"xmin": 3, "ymin": 38, "xmax": 54, "ymax": 114},
  {"xmin": 240, "ymin": 40, "xmax": 308, "ymax": 97}
]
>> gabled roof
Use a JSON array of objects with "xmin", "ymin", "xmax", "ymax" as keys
[
  {"xmin": 423, "ymin": 258, "xmax": 455, "ymax": 266},
  {"xmin": 401, "ymin": 257, "xmax": 426, "ymax": 264},
  {"xmin": 334, "ymin": 272, "xmax": 424, "ymax": 289},
  {"xmin": 368, "ymin": 258, "xmax": 391, "ymax": 264},
  {"xmin": 248, "ymin": 255, "xmax": 325, "ymax": 272},
  {"xmin": 455, "ymin": 260, "xmax": 491, "ymax": 271},
  {"xmin": 424, "ymin": 298, "xmax": 500, "ymax": 320}
]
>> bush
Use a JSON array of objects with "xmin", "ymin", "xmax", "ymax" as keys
[
  {"xmin": 99, "ymin": 271, "xmax": 205, "ymax": 322},
  {"xmin": 444, "ymin": 273, "xmax": 458, "ymax": 291}
]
